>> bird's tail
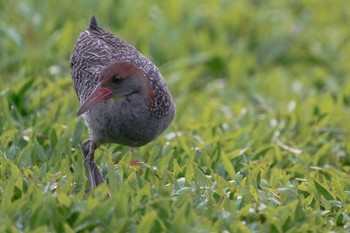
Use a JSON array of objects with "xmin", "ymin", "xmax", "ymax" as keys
[{"xmin": 89, "ymin": 15, "xmax": 98, "ymax": 29}]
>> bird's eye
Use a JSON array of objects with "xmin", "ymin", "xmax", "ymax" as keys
[{"xmin": 112, "ymin": 76, "xmax": 123, "ymax": 84}]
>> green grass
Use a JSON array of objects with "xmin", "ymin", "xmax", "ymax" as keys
[{"xmin": 1, "ymin": 0, "xmax": 350, "ymax": 232}]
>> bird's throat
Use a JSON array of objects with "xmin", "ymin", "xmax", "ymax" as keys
[{"xmin": 111, "ymin": 95, "xmax": 123, "ymax": 103}]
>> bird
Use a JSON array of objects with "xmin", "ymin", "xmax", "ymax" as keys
[{"xmin": 70, "ymin": 16, "xmax": 175, "ymax": 189}]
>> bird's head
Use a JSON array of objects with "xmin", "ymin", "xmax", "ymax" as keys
[{"xmin": 77, "ymin": 61, "xmax": 153, "ymax": 116}]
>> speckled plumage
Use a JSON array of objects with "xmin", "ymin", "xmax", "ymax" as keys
[
  {"xmin": 71, "ymin": 17, "xmax": 174, "ymax": 121},
  {"xmin": 70, "ymin": 16, "xmax": 175, "ymax": 188}
]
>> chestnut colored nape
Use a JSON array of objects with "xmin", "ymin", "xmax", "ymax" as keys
[
  {"xmin": 70, "ymin": 16, "xmax": 175, "ymax": 190},
  {"xmin": 99, "ymin": 61, "xmax": 145, "ymax": 82}
]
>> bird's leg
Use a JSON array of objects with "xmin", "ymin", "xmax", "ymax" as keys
[{"xmin": 82, "ymin": 139, "xmax": 104, "ymax": 189}]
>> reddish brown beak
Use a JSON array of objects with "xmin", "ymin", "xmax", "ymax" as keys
[{"xmin": 77, "ymin": 82, "xmax": 112, "ymax": 116}]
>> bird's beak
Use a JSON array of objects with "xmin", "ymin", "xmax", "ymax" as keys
[{"xmin": 77, "ymin": 82, "xmax": 112, "ymax": 116}]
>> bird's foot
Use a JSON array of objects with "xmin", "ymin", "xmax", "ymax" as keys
[
  {"xmin": 82, "ymin": 140, "xmax": 105, "ymax": 189},
  {"xmin": 84, "ymin": 159, "xmax": 105, "ymax": 189},
  {"xmin": 129, "ymin": 160, "xmax": 144, "ymax": 166}
]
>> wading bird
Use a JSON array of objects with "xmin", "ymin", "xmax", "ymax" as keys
[{"xmin": 70, "ymin": 16, "xmax": 175, "ymax": 189}]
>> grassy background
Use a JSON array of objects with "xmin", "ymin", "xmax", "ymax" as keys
[{"xmin": 1, "ymin": 0, "xmax": 350, "ymax": 232}]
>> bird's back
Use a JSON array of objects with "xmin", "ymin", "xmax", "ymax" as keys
[
  {"xmin": 70, "ymin": 17, "xmax": 145, "ymax": 102},
  {"xmin": 70, "ymin": 16, "xmax": 175, "ymax": 121}
]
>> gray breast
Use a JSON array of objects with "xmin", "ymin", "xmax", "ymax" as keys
[{"xmin": 70, "ymin": 20, "xmax": 175, "ymax": 147}]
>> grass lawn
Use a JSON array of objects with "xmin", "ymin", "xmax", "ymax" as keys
[{"xmin": 1, "ymin": 0, "xmax": 350, "ymax": 232}]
